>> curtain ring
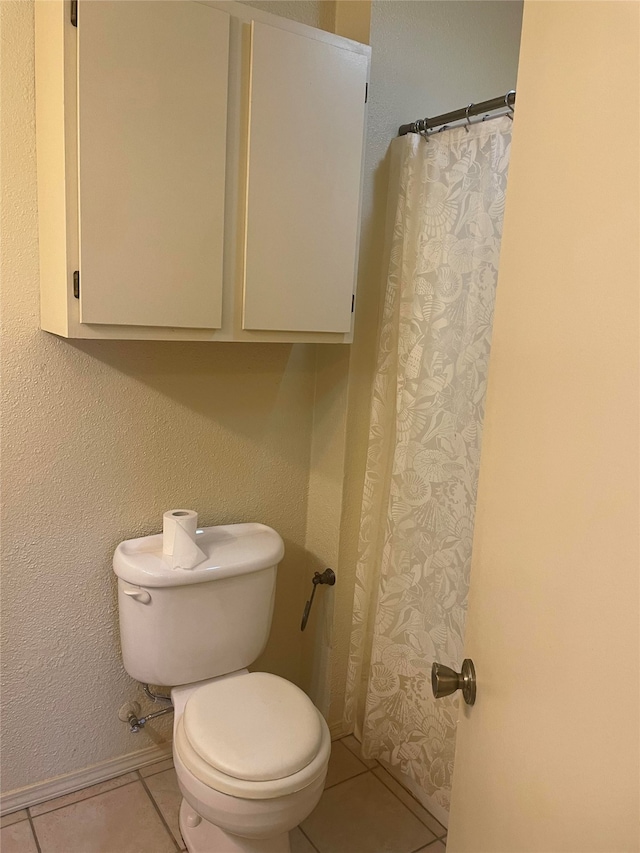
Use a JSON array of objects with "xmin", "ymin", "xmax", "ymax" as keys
[
  {"xmin": 505, "ymin": 89, "xmax": 515, "ymax": 120},
  {"xmin": 465, "ymin": 103, "xmax": 474, "ymax": 132}
]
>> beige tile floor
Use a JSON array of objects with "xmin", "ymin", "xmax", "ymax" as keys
[{"xmin": 1, "ymin": 737, "xmax": 447, "ymax": 853}]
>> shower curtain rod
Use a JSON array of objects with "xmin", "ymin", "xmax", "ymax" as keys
[{"xmin": 398, "ymin": 90, "xmax": 515, "ymax": 137}]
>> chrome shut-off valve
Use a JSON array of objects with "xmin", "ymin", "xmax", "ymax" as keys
[{"xmin": 300, "ymin": 568, "xmax": 336, "ymax": 631}]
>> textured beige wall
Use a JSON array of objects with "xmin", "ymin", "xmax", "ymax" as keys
[
  {"xmin": 301, "ymin": 346, "xmax": 351, "ymax": 713},
  {"xmin": 328, "ymin": 0, "xmax": 524, "ymax": 732},
  {"xmin": 0, "ymin": 0, "xmax": 326, "ymax": 795}
]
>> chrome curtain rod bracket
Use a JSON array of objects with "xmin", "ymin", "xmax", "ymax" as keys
[{"xmin": 398, "ymin": 90, "xmax": 516, "ymax": 137}]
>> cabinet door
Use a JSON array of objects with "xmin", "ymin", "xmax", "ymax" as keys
[
  {"xmin": 243, "ymin": 22, "xmax": 368, "ymax": 334},
  {"xmin": 77, "ymin": 1, "xmax": 229, "ymax": 328}
]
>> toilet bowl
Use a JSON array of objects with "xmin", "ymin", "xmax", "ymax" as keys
[
  {"xmin": 171, "ymin": 671, "xmax": 330, "ymax": 852},
  {"xmin": 113, "ymin": 522, "xmax": 331, "ymax": 853}
]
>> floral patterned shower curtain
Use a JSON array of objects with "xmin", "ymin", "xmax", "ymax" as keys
[{"xmin": 345, "ymin": 117, "xmax": 512, "ymax": 815}]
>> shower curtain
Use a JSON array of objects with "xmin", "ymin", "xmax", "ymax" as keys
[{"xmin": 345, "ymin": 116, "xmax": 512, "ymax": 815}]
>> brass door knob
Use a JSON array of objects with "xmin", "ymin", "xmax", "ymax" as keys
[{"xmin": 431, "ymin": 659, "xmax": 476, "ymax": 706}]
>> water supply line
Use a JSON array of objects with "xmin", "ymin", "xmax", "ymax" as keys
[
  {"xmin": 127, "ymin": 705, "xmax": 174, "ymax": 733},
  {"xmin": 142, "ymin": 683, "xmax": 172, "ymax": 704},
  {"xmin": 125, "ymin": 683, "xmax": 174, "ymax": 733}
]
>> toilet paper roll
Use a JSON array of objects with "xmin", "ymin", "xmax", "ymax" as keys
[{"xmin": 162, "ymin": 509, "xmax": 206, "ymax": 569}]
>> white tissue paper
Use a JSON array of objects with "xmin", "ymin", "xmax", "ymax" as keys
[{"xmin": 162, "ymin": 509, "xmax": 206, "ymax": 569}]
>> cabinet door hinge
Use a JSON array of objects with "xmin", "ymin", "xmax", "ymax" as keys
[
  {"xmin": 73, "ymin": 270, "xmax": 80, "ymax": 299},
  {"xmin": 70, "ymin": 0, "xmax": 78, "ymax": 27},
  {"xmin": 365, "ymin": 83, "xmax": 368, "ymax": 104}
]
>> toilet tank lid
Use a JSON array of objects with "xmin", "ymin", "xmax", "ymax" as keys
[{"xmin": 113, "ymin": 523, "xmax": 284, "ymax": 587}]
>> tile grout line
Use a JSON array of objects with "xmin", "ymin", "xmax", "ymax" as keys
[
  {"xmin": 323, "ymin": 766, "xmax": 371, "ymax": 790},
  {"xmin": 372, "ymin": 769, "xmax": 447, "ymax": 839},
  {"xmin": 26, "ymin": 811, "xmax": 43, "ymax": 853},
  {"xmin": 408, "ymin": 839, "xmax": 445, "ymax": 853},
  {"xmin": 298, "ymin": 824, "xmax": 322, "ymax": 853},
  {"xmin": 337, "ymin": 734, "xmax": 447, "ymax": 838},
  {"xmin": 334, "ymin": 736, "xmax": 379, "ymax": 769},
  {"xmin": 308, "ymin": 764, "xmax": 445, "ymax": 853},
  {"xmin": 4, "ymin": 759, "xmax": 170, "ymax": 818},
  {"xmin": 26, "ymin": 779, "xmax": 140, "ymax": 821},
  {"xmin": 318, "ymin": 767, "xmax": 439, "ymax": 842},
  {"xmin": 374, "ymin": 763, "xmax": 443, "ymax": 828},
  {"xmin": 298, "ymin": 768, "xmax": 379, "ymax": 853},
  {"xmin": 137, "ymin": 771, "xmax": 182, "ymax": 853},
  {"xmin": 335, "ymin": 734, "xmax": 378, "ymax": 761},
  {"xmin": 16, "ymin": 762, "xmax": 169, "ymax": 821}
]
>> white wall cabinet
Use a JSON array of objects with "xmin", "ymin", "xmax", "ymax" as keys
[
  {"xmin": 244, "ymin": 22, "xmax": 368, "ymax": 334},
  {"xmin": 35, "ymin": 0, "xmax": 370, "ymax": 342},
  {"xmin": 78, "ymin": 1, "xmax": 229, "ymax": 329}
]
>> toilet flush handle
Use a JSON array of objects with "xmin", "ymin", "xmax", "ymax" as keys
[
  {"xmin": 301, "ymin": 569, "xmax": 336, "ymax": 631},
  {"xmin": 122, "ymin": 587, "xmax": 151, "ymax": 605}
]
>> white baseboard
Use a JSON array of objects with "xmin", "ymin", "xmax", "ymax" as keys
[
  {"xmin": 1, "ymin": 742, "xmax": 173, "ymax": 816},
  {"xmin": 329, "ymin": 720, "xmax": 352, "ymax": 741}
]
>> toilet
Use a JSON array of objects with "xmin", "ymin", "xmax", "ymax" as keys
[{"xmin": 113, "ymin": 522, "xmax": 331, "ymax": 853}]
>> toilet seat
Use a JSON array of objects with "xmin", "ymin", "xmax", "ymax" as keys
[
  {"xmin": 175, "ymin": 672, "xmax": 331, "ymax": 800},
  {"xmin": 184, "ymin": 672, "xmax": 323, "ymax": 781}
]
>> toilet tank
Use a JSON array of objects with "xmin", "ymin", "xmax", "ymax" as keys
[{"xmin": 113, "ymin": 523, "xmax": 284, "ymax": 687}]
